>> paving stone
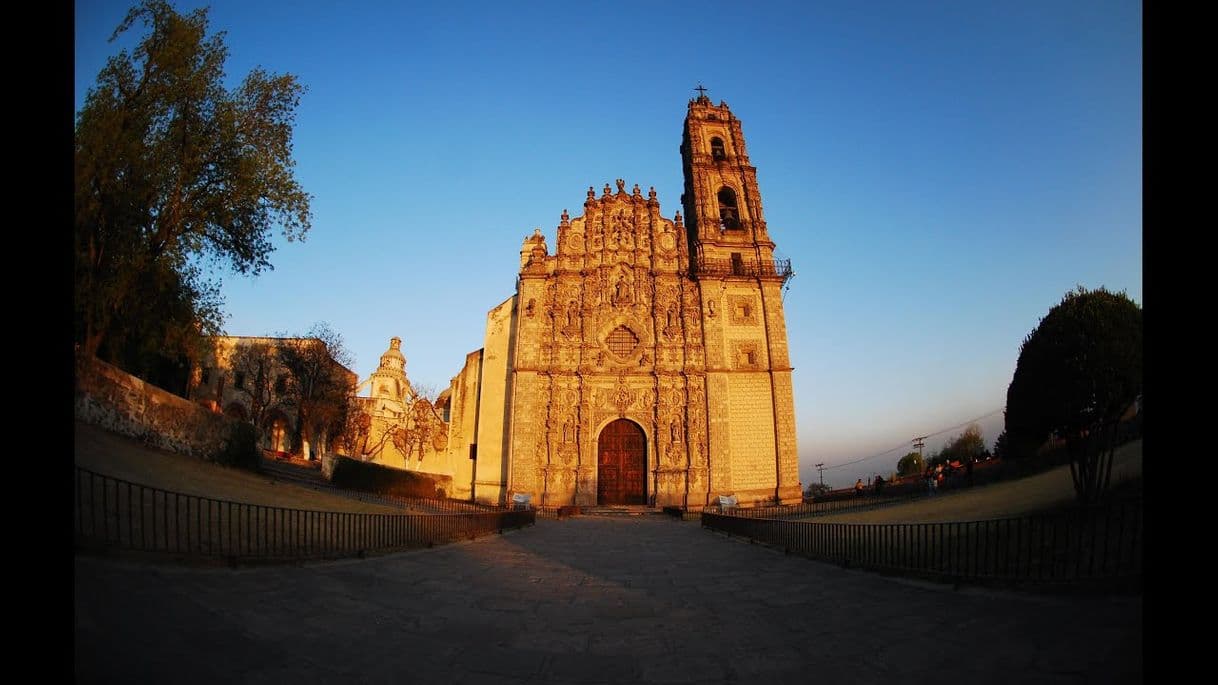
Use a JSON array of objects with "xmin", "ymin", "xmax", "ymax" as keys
[{"xmin": 75, "ymin": 517, "xmax": 1142, "ymax": 684}]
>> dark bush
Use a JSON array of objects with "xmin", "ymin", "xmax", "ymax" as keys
[
  {"xmin": 215, "ymin": 421, "xmax": 261, "ymax": 471},
  {"xmin": 329, "ymin": 456, "xmax": 444, "ymax": 499}
]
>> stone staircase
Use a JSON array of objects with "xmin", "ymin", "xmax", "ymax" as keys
[
  {"xmin": 260, "ymin": 458, "xmax": 328, "ymax": 488},
  {"xmin": 578, "ymin": 505, "xmax": 665, "ymax": 517}
]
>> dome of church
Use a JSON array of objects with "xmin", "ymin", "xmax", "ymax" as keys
[{"xmin": 378, "ymin": 336, "xmax": 406, "ymax": 369}]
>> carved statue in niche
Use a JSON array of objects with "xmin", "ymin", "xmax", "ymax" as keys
[
  {"xmin": 562, "ymin": 419, "xmax": 573, "ymax": 443},
  {"xmin": 613, "ymin": 278, "xmax": 632, "ymax": 306},
  {"xmin": 613, "ymin": 376, "xmax": 632, "ymax": 415},
  {"xmin": 590, "ymin": 224, "xmax": 603, "ymax": 251},
  {"xmin": 615, "ymin": 213, "xmax": 633, "ymax": 250},
  {"xmin": 707, "ymin": 300, "xmax": 716, "ymax": 317},
  {"xmin": 526, "ymin": 298, "xmax": 535, "ymax": 317}
]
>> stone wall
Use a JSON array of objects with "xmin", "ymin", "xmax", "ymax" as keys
[{"xmin": 75, "ymin": 353, "xmax": 241, "ymax": 461}]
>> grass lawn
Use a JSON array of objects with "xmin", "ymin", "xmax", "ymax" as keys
[
  {"xmin": 75, "ymin": 421, "xmax": 402, "ymax": 515},
  {"xmin": 810, "ymin": 439, "xmax": 1142, "ymax": 524}
]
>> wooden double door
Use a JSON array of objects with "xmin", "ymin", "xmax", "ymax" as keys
[{"xmin": 597, "ymin": 419, "xmax": 647, "ymax": 505}]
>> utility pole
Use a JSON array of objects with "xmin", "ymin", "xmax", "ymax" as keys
[
  {"xmin": 815, "ymin": 462, "xmax": 825, "ymax": 486},
  {"xmin": 912, "ymin": 436, "xmax": 926, "ymax": 461}
]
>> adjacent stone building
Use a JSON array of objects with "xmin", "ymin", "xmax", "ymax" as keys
[
  {"xmin": 188, "ymin": 335, "xmax": 358, "ymax": 459},
  {"xmin": 445, "ymin": 93, "xmax": 801, "ymax": 507},
  {"xmin": 349, "ymin": 337, "xmax": 450, "ymax": 472}
]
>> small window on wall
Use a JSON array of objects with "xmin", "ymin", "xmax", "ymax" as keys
[
  {"xmin": 718, "ymin": 187, "xmax": 740, "ymax": 229},
  {"xmin": 731, "ymin": 253, "xmax": 745, "ymax": 275},
  {"xmin": 710, "ymin": 137, "xmax": 726, "ymax": 161}
]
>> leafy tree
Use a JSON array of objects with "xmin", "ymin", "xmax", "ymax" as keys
[
  {"xmin": 75, "ymin": 1, "xmax": 310, "ymax": 381},
  {"xmin": 343, "ymin": 409, "xmax": 373, "ymax": 457},
  {"xmin": 391, "ymin": 387, "xmax": 446, "ymax": 467},
  {"xmin": 226, "ymin": 340, "xmax": 290, "ymax": 438},
  {"xmin": 276, "ymin": 323, "xmax": 354, "ymax": 459},
  {"xmin": 941, "ymin": 423, "xmax": 986, "ymax": 464},
  {"xmin": 1004, "ymin": 286, "xmax": 1142, "ymax": 505},
  {"xmin": 897, "ymin": 451, "xmax": 925, "ymax": 476},
  {"xmin": 803, "ymin": 482, "xmax": 832, "ymax": 499}
]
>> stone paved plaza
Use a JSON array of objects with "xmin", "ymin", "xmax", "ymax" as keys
[{"xmin": 75, "ymin": 516, "xmax": 1141, "ymax": 684}]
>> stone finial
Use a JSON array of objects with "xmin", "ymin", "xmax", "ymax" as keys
[
  {"xmin": 390, "ymin": 336, "xmax": 402, "ymax": 350},
  {"xmin": 588, "ymin": 186, "xmax": 595, "ymax": 201},
  {"xmin": 560, "ymin": 209, "xmax": 569, "ymax": 224},
  {"xmin": 603, "ymin": 183, "xmax": 612, "ymax": 197},
  {"xmin": 616, "ymin": 178, "xmax": 626, "ymax": 194},
  {"xmin": 674, "ymin": 211, "xmax": 683, "ymax": 228},
  {"xmin": 648, "ymin": 186, "xmax": 657, "ymax": 201},
  {"xmin": 520, "ymin": 228, "xmax": 548, "ymax": 269},
  {"xmin": 632, "ymin": 183, "xmax": 641, "ymax": 198}
]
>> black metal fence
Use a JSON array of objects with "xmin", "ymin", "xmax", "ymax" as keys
[
  {"xmin": 702, "ymin": 499, "xmax": 1141, "ymax": 589},
  {"xmin": 74, "ymin": 467, "xmax": 535, "ymax": 562},
  {"xmin": 699, "ymin": 494, "xmax": 921, "ymax": 519},
  {"xmin": 694, "ymin": 255, "xmax": 793, "ymax": 281}
]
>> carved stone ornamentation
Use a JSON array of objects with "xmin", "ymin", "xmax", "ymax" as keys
[{"xmin": 442, "ymin": 98, "xmax": 800, "ymax": 508}]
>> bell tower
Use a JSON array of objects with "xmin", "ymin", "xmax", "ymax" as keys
[{"xmin": 680, "ymin": 87, "xmax": 802, "ymax": 505}]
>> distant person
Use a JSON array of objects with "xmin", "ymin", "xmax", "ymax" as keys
[
  {"xmin": 874, "ymin": 474, "xmax": 884, "ymax": 495},
  {"xmin": 855, "ymin": 478, "xmax": 864, "ymax": 497},
  {"xmin": 925, "ymin": 468, "xmax": 936, "ymax": 496}
]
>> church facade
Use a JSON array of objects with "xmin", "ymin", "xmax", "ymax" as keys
[{"xmin": 446, "ymin": 93, "xmax": 801, "ymax": 508}]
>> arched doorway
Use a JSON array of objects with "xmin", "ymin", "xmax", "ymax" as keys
[
  {"xmin": 266, "ymin": 413, "xmax": 289, "ymax": 454},
  {"xmin": 597, "ymin": 419, "xmax": 647, "ymax": 505}
]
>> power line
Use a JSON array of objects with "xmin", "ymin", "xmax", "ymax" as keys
[{"xmin": 822, "ymin": 407, "xmax": 1004, "ymax": 470}]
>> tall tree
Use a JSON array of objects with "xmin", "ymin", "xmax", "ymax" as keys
[
  {"xmin": 276, "ymin": 323, "xmax": 354, "ymax": 459},
  {"xmin": 226, "ymin": 339, "xmax": 289, "ymax": 437},
  {"xmin": 390, "ymin": 385, "xmax": 446, "ymax": 468},
  {"xmin": 897, "ymin": 451, "xmax": 925, "ymax": 476},
  {"xmin": 1005, "ymin": 286, "xmax": 1142, "ymax": 505},
  {"xmin": 944, "ymin": 424, "xmax": 986, "ymax": 463},
  {"xmin": 75, "ymin": 1, "xmax": 310, "ymax": 378}
]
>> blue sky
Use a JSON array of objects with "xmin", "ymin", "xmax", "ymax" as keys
[{"xmin": 75, "ymin": 0, "xmax": 1142, "ymax": 489}]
